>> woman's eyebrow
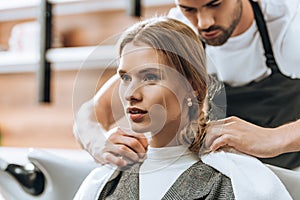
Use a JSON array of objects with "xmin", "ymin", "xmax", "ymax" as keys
[{"xmin": 139, "ymin": 68, "xmax": 161, "ymax": 74}]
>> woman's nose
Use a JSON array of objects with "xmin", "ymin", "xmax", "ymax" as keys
[{"xmin": 125, "ymin": 81, "xmax": 143, "ymax": 103}]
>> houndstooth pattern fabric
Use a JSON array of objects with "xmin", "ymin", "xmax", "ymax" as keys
[{"xmin": 99, "ymin": 161, "xmax": 234, "ymax": 200}]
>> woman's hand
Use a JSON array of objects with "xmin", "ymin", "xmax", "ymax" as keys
[{"xmin": 94, "ymin": 127, "xmax": 148, "ymax": 167}]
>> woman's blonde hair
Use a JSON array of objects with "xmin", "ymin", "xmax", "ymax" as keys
[{"xmin": 118, "ymin": 17, "xmax": 208, "ymax": 154}]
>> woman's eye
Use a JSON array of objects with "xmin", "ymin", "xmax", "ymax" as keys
[
  {"xmin": 144, "ymin": 73, "xmax": 160, "ymax": 82},
  {"xmin": 121, "ymin": 74, "xmax": 131, "ymax": 82}
]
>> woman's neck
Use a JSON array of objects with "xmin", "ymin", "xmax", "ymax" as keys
[{"xmin": 149, "ymin": 119, "xmax": 188, "ymax": 148}]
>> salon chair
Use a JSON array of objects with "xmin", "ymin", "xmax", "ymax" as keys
[
  {"xmin": 0, "ymin": 148, "xmax": 299, "ymax": 200},
  {"xmin": 0, "ymin": 148, "xmax": 98, "ymax": 200},
  {"xmin": 267, "ymin": 164, "xmax": 300, "ymax": 199}
]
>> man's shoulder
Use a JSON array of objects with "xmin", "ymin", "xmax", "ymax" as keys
[{"xmin": 260, "ymin": 0, "xmax": 300, "ymax": 14}]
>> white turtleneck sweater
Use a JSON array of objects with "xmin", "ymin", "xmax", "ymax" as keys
[{"xmin": 139, "ymin": 145, "xmax": 199, "ymax": 200}]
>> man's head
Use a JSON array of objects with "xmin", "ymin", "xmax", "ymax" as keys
[{"xmin": 176, "ymin": 0, "xmax": 244, "ymax": 46}]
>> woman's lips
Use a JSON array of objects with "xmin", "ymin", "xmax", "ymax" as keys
[
  {"xmin": 127, "ymin": 107, "xmax": 147, "ymax": 122},
  {"xmin": 129, "ymin": 113, "xmax": 145, "ymax": 121}
]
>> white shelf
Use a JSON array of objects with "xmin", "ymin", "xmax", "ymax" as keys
[
  {"xmin": 0, "ymin": 45, "xmax": 118, "ymax": 73},
  {"xmin": 0, "ymin": 0, "xmax": 174, "ymax": 22},
  {"xmin": 0, "ymin": 0, "xmax": 174, "ymax": 73}
]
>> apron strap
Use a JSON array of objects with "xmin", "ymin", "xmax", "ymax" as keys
[
  {"xmin": 250, "ymin": 0, "xmax": 279, "ymax": 72},
  {"xmin": 201, "ymin": 40, "xmax": 206, "ymax": 50}
]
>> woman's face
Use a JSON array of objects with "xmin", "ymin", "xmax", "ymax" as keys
[{"xmin": 118, "ymin": 44, "xmax": 191, "ymax": 144}]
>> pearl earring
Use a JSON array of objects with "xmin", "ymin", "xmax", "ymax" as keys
[{"xmin": 187, "ymin": 97, "xmax": 193, "ymax": 107}]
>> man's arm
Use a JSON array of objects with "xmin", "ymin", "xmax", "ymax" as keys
[
  {"xmin": 277, "ymin": 119, "xmax": 300, "ymax": 154},
  {"xmin": 93, "ymin": 74, "xmax": 123, "ymax": 130},
  {"xmin": 207, "ymin": 116, "xmax": 300, "ymax": 158},
  {"xmin": 74, "ymin": 74, "xmax": 148, "ymax": 166}
]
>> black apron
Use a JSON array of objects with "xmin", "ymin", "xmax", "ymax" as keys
[{"xmin": 223, "ymin": 1, "xmax": 300, "ymax": 169}]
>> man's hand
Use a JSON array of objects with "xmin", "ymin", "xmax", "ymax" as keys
[
  {"xmin": 93, "ymin": 127, "xmax": 148, "ymax": 167},
  {"xmin": 206, "ymin": 116, "xmax": 283, "ymax": 158}
]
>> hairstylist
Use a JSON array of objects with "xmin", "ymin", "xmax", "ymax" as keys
[{"xmin": 74, "ymin": 0, "xmax": 300, "ymax": 169}]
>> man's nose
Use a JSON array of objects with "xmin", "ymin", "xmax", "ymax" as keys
[{"xmin": 197, "ymin": 11, "xmax": 215, "ymax": 30}]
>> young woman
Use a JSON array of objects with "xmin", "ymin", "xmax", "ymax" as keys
[{"xmin": 74, "ymin": 17, "xmax": 291, "ymax": 200}]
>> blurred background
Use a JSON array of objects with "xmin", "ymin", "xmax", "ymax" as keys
[{"xmin": 0, "ymin": 0, "xmax": 174, "ymax": 149}]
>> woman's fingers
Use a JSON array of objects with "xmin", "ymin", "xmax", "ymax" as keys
[
  {"xmin": 108, "ymin": 130, "xmax": 148, "ymax": 156},
  {"xmin": 97, "ymin": 128, "xmax": 148, "ymax": 167},
  {"xmin": 101, "ymin": 152, "xmax": 127, "ymax": 167}
]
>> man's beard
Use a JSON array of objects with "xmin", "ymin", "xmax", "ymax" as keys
[{"xmin": 198, "ymin": 1, "xmax": 243, "ymax": 46}]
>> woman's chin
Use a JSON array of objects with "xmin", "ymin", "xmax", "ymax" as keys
[
  {"xmin": 130, "ymin": 123, "xmax": 151, "ymax": 134},
  {"xmin": 130, "ymin": 124, "xmax": 161, "ymax": 135}
]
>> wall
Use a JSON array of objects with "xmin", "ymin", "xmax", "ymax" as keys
[
  {"xmin": 0, "ymin": 3, "xmax": 174, "ymax": 148},
  {"xmin": 0, "ymin": 4, "xmax": 174, "ymax": 49}
]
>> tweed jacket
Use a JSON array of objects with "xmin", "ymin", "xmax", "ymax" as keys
[{"xmin": 99, "ymin": 160, "xmax": 234, "ymax": 200}]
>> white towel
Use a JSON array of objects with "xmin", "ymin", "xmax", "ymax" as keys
[
  {"xmin": 201, "ymin": 151, "xmax": 292, "ymax": 200},
  {"xmin": 73, "ymin": 165, "xmax": 117, "ymax": 200}
]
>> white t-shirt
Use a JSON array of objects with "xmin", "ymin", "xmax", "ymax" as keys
[{"xmin": 168, "ymin": 0, "xmax": 300, "ymax": 86}]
